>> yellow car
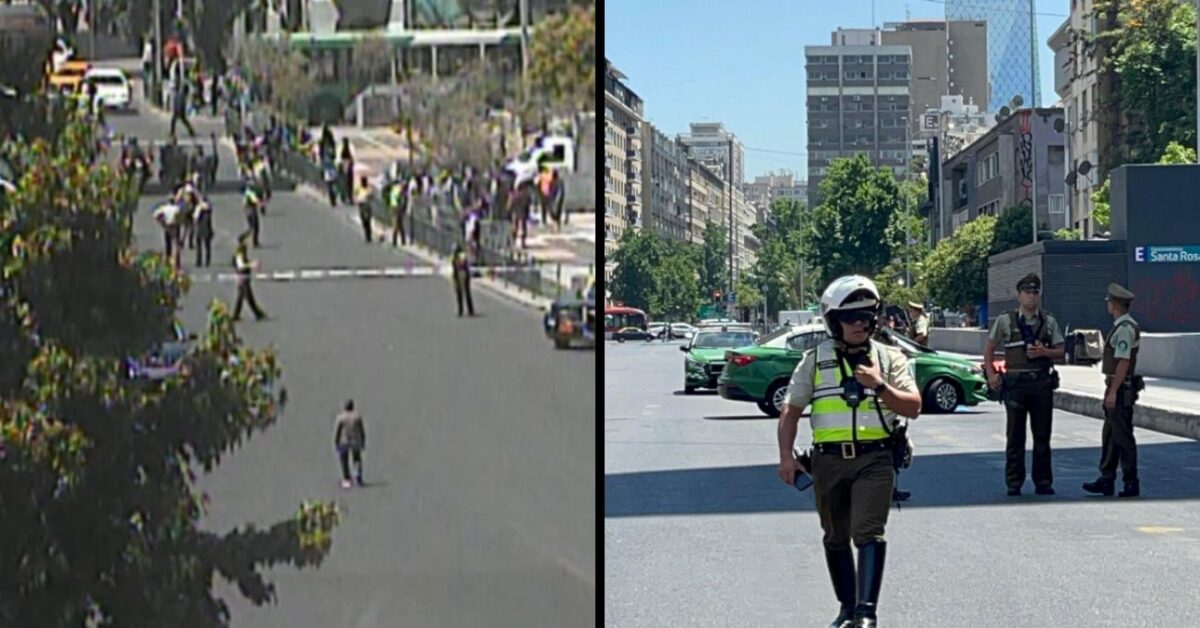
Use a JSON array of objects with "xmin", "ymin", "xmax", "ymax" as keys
[{"xmin": 48, "ymin": 59, "xmax": 90, "ymax": 93}]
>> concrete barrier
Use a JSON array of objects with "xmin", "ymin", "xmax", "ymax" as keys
[
  {"xmin": 929, "ymin": 328, "xmax": 989, "ymax": 355},
  {"xmin": 1054, "ymin": 389, "xmax": 1200, "ymax": 441},
  {"xmin": 929, "ymin": 326, "xmax": 1200, "ymax": 382}
]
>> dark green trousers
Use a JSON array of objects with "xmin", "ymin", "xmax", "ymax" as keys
[{"xmin": 812, "ymin": 448, "xmax": 894, "ymax": 550}]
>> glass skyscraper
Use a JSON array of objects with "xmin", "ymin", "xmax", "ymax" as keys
[{"xmin": 945, "ymin": 0, "xmax": 1041, "ymax": 111}]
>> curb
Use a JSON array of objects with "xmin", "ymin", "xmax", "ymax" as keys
[
  {"xmin": 292, "ymin": 184, "xmax": 553, "ymax": 312},
  {"xmin": 1053, "ymin": 389, "xmax": 1200, "ymax": 441}
]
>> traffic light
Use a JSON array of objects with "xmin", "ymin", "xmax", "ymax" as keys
[{"xmin": 713, "ymin": 290, "xmax": 721, "ymax": 302}]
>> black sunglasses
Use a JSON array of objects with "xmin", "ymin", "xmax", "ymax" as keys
[{"xmin": 837, "ymin": 310, "xmax": 877, "ymax": 324}]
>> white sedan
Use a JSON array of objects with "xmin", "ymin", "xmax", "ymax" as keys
[{"xmin": 83, "ymin": 68, "xmax": 133, "ymax": 110}]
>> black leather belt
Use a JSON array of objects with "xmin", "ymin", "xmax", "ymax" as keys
[{"xmin": 813, "ymin": 439, "xmax": 892, "ymax": 460}]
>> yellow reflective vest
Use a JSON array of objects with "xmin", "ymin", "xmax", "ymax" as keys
[{"xmin": 810, "ymin": 340, "xmax": 894, "ymax": 444}]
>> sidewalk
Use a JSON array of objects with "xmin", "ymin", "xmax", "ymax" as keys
[
  {"xmin": 940, "ymin": 350, "xmax": 1200, "ymax": 441},
  {"xmin": 318, "ymin": 125, "xmax": 596, "ymax": 270}
]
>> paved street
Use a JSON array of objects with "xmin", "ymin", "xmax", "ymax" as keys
[
  {"xmin": 605, "ymin": 340, "xmax": 1200, "ymax": 627},
  {"xmin": 108, "ymin": 95, "xmax": 595, "ymax": 627}
]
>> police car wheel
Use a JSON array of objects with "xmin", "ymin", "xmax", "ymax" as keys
[
  {"xmin": 761, "ymin": 381, "xmax": 787, "ymax": 418},
  {"xmin": 924, "ymin": 378, "xmax": 960, "ymax": 413}
]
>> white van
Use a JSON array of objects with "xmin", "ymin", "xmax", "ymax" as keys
[{"xmin": 505, "ymin": 134, "xmax": 575, "ymax": 185}]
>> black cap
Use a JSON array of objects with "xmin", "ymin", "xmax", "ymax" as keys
[{"xmin": 1016, "ymin": 273, "xmax": 1041, "ymax": 291}]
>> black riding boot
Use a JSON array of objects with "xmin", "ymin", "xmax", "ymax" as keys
[
  {"xmin": 853, "ymin": 541, "xmax": 886, "ymax": 627},
  {"xmin": 825, "ymin": 548, "xmax": 856, "ymax": 628}
]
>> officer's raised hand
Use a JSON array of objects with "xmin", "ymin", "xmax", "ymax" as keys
[{"xmin": 853, "ymin": 359, "xmax": 884, "ymax": 389}]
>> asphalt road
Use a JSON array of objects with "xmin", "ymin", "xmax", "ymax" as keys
[
  {"xmin": 605, "ymin": 339, "xmax": 1200, "ymax": 627},
  {"xmin": 106, "ymin": 98, "xmax": 595, "ymax": 627}
]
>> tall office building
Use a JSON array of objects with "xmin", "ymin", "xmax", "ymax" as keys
[
  {"xmin": 643, "ymin": 124, "xmax": 691, "ymax": 243},
  {"xmin": 604, "ymin": 59, "xmax": 645, "ymax": 283},
  {"xmin": 879, "ymin": 20, "xmax": 988, "ymax": 140},
  {"xmin": 945, "ymin": 0, "xmax": 1041, "ymax": 110},
  {"xmin": 804, "ymin": 43, "xmax": 912, "ymax": 207},
  {"xmin": 676, "ymin": 123, "xmax": 745, "ymax": 188}
]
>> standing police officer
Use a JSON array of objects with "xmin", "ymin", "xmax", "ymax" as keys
[
  {"xmin": 982, "ymin": 273, "xmax": 1065, "ymax": 496},
  {"xmin": 1083, "ymin": 283, "xmax": 1142, "ymax": 497},
  {"xmin": 907, "ymin": 302, "xmax": 929, "ymax": 345},
  {"xmin": 451, "ymin": 243, "xmax": 476, "ymax": 317},
  {"xmin": 777, "ymin": 275, "xmax": 921, "ymax": 628}
]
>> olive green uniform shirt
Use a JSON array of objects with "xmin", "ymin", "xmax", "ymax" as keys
[
  {"xmin": 911, "ymin": 314, "xmax": 930, "ymax": 340},
  {"xmin": 1109, "ymin": 313, "xmax": 1138, "ymax": 360},
  {"xmin": 987, "ymin": 309, "xmax": 1065, "ymax": 369}
]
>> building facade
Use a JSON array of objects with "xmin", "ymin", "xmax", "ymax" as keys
[
  {"xmin": 687, "ymin": 161, "xmax": 728, "ymax": 247},
  {"xmin": 805, "ymin": 43, "xmax": 912, "ymax": 207},
  {"xmin": 933, "ymin": 108, "xmax": 1066, "ymax": 246},
  {"xmin": 644, "ymin": 124, "xmax": 691, "ymax": 243},
  {"xmin": 676, "ymin": 122, "xmax": 745, "ymax": 190},
  {"xmin": 604, "ymin": 59, "xmax": 645, "ymax": 282},
  {"xmin": 945, "ymin": 0, "xmax": 1041, "ymax": 111},
  {"xmin": 744, "ymin": 170, "xmax": 807, "ymax": 221},
  {"xmin": 880, "ymin": 20, "xmax": 988, "ymax": 141},
  {"xmin": 1048, "ymin": 1, "xmax": 1105, "ymax": 239}
]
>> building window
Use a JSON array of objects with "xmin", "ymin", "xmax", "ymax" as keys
[
  {"xmin": 1049, "ymin": 194, "xmax": 1066, "ymax": 215},
  {"xmin": 878, "ymin": 55, "xmax": 891, "ymax": 63},
  {"xmin": 879, "ymin": 71, "xmax": 892, "ymax": 80},
  {"xmin": 894, "ymin": 70, "xmax": 908, "ymax": 79}
]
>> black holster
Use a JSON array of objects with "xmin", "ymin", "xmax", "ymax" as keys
[{"xmin": 890, "ymin": 425, "xmax": 911, "ymax": 471}]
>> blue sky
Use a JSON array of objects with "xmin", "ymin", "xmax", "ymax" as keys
[{"xmin": 605, "ymin": 0, "xmax": 1070, "ymax": 181}]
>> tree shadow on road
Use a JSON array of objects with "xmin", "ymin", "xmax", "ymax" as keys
[{"xmin": 604, "ymin": 441, "xmax": 1200, "ymax": 517}]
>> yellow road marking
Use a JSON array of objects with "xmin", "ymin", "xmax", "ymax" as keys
[{"xmin": 1136, "ymin": 526, "xmax": 1184, "ymax": 535}]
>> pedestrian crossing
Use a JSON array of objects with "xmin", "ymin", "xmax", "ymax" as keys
[{"xmin": 184, "ymin": 264, "xmax": 545, "ymax": 283}]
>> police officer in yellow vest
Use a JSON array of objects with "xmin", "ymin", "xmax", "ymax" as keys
[
  {"xmin": 983, "ymin": 273, "xmax": 1065, "ymax": 496},
  {"xmin": 1083, "ymin": 283, "xmax": 1142, "ymax": 497},
  {"xmin": 777, "ymin": 276, "xmax": 921, "ymax": 628}
]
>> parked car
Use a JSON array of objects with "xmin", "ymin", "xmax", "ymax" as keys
[
  {"xmin": 543, "ymin": 294, "xmax": 595, "ymax": 349},
  {"xmin": 682, "ymin": 327, "xmax": 757, "ymax": 393},
  {"xmin": 613, "ymin": 327, "xmax": 654, "ymax": 342},
  {"xmin": 719, "ymin": 327, "xmax": 990, "ymax": 417}
]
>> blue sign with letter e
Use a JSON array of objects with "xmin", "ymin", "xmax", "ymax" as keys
[{"xmin": 1137, "ymin": 246, "xmax": 1200, "ymax": 263}]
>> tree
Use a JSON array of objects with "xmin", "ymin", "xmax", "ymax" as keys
[
  {"xmin": 990, "ymin": 201, "xmax": 1032, "ymax": 255},
  {"xmin": 1093, "ymin": 0, "xmax": 1197, "ymax": 170},
  {"xmin": 352, "ymin": 34, "xmax": 392, "ymax": 89},
  {"xmin": 734, "ymin": 275, "xmax": 763, "ymax": 311},
  {"xmin": 746, "ymin": 198, "xmax": 809, "ymax": 318},
  {"xmin": 607, "ymin": 228, "xmax": 666, "ymax": 313},
  {"xmin": 0, "ymin": 115, "xmax": 338, "ymax": 625},
  {"xmin": 802, "ymin": 154, "xmax": 904, "ymax": 290},
  {"xmin": 1053, "ymin": 228, "xmax": 1082, "ymax": 240},
  {"xmin": 234, "ymin": 37, "xmax": 316, "ymax": 126},
  {"xmin": 698, "ymin": 221, "xmax": 728, "ymax": 304},
  {"xmin": 648, "ymin": 245, "xmax": 701, "ymax": 322},
  {"xmin": 1091, "ymin": 140, "xmax": 1195, "ymax": 231},
  {"xmin": 922, "ymin": 215, "xmax": 997, "ymax": 312},
  {"xmin": 527, "ymin": 3, "xmax": 595, "ymax": 113},
  {"xmin": 400, "ymin": 65, "xmax": 511, "ymax": 171}
]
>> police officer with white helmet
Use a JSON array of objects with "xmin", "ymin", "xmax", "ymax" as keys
[{"xmin": 777, "ymin": 275, "xmax": 922, "ymax": 628}]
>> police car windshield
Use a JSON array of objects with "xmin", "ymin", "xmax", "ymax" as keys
[{"xmin": 692, "ymin": 331, "xmax": 754, "ymax": 348}]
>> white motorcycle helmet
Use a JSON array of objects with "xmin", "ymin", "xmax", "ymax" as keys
[{"xmin": 820, "ymin": 275, "xmax": 882, "ymax": 344}]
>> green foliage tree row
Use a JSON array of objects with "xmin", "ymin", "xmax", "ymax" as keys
[{"xmin": 0, "ymin": 113, "xmax": 338, "ymax": 625}]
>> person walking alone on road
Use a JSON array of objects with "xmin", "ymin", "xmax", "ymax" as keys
[
  {"xmin": 338, "ymin": 138, "xmax": 355, "ymax": 205},
  {"xmin": 334, "ymin": 399, "xmax": 366, "ymax": 488},
  {"xmin": 1083, "ymin": 283, "xmax": 1143, "ymax": 498},
  {"xmin": 982, "ymin": 273, "xmax": 1065, "ymax": 497},
  {"xmin": 232, "ymin": 238, "xmax": 266, "ymax": 321},
  {"xmin": 242, "ymin": 177, "xmax": 264, "ymax": 248},
  {"xmin": 169, "ymin": 81, "xmax": 196, "ymax": 138},
  {"xmin": 193, "ymin": 198, "xmax": 213, "ymax": 267},
  {"xmin": 389, "ymin": 176, "xmax": 409, "ymax": 246},
  {"xmin": 451, "ymin": 243, "xmax": 476, "ymax": 317},
  {"xmin": 776, "ymin": 275, "xmax": 921, "ymax": 628},
  {"xmin": 356, "ymin": 176, "xmax": 374, "ymax": 244}
]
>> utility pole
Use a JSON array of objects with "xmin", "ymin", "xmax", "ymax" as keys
[
  {"xmin": 728, "ymin": 138, "xmax": 734, "ymax": 313},
  {"xmin": 153, "ymin": 0, "xmax": 162, "ymax": 108}
]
